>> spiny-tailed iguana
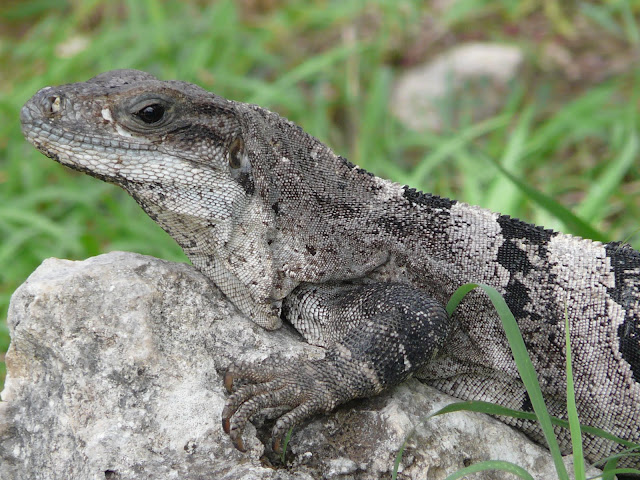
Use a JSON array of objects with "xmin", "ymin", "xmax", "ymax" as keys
[{"xmin": 20, "ymin": 70, "xmax": 640, "ymax": 470}]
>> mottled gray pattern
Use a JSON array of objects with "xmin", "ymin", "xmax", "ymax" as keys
[{"xmin": 20, "ymin": 70, "xmax": 640, "ymax": 469}]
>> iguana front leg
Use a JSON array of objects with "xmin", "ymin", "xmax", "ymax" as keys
[{"xmin": 222, "ymin": 282, "xmax": 452, "ymax": 452}]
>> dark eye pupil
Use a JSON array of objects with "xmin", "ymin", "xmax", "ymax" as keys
[{"xmin": 136, "ymin": 104, "xmax": 165, "ymax": 123}]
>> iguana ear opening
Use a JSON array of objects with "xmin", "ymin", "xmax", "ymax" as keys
[
  {"xmin": 227, "ymin": 134, "xmax": 254, "ymax": 195},
  {"xmin": 228, "ymin": 136, "xmax": 245, "ymax": 169}
]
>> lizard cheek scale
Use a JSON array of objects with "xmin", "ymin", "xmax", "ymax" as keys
[{"xmin": 20, "ymin": 70, "xmax": 640, "ymax": 469}]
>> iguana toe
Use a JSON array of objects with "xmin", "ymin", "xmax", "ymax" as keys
[{"xmin": 221, "ymin": 359, "xmax": 342, "ymax": 452}]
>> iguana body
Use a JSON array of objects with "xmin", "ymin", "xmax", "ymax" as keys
[{"xmin": 20, "ymin": 70, "xmax": 640, "ymax": 469}]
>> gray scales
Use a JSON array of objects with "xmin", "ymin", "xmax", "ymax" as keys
[{"xmin": 20, "ymin": 70, "xmax": 640, "ymax": 470}]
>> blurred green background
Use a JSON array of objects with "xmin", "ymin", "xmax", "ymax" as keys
[{"xmin": 1, "ymin": 0, "xmax": 639, "ymax": 388}]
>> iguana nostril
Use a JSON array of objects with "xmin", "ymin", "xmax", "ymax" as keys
[{"xmin": 42, "ymin": 95, "xmax": 62, "ymax": 116}]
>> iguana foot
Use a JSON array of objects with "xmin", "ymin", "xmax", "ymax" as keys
[
  {"xmin": 222, "ymin": 282, "xmax": 452, "ymax": 452},
  {"xmin": 222, "ymin": 356, "xmax": 348, "ymax": 452}
]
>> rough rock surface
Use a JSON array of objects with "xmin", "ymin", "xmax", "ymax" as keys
[
  {"xmin": 391, "ymin": 42, "xmax": 524, "ymax": 131},
  {"xmin": 0, "ymin": 252, "xmax": 601, "ymax": 479}
]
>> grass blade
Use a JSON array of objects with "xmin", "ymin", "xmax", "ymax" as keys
[
  {"xmin": 447, "ymin": 283, "xmax": 569, "ymax": 479},
  {"xmin": 475, "ymin": 150, "xmax": 607, "ymax": 241},
  {"xmin": 576, "ymin": 129, "xmax": 638, "ymax": 222},
  {"xmin": 411, "ymin": 114, "xmax": 511, "ymax": 184},
  {"xmin": 484, "ymin": 105, "xmax": 533, "ymax": 214},
  {"xmin": 443, "ymin": 460, "xmax": 535, "ymax": 480},
  {"xmin": 564, "ymin": 301, "xmax": 585, "ymax": 479}
]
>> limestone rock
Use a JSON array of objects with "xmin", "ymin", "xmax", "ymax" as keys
[
  {"xmin": 0, "ymin": 252, "xmax": 601, "ymax": 479},
  {"xmin": 391, "ymin": 42, "xmax": 524, "ymax": 131}
]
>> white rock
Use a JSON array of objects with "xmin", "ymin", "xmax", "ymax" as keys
[
  {"xmin": 392, "ymin": 42, "xmax": 524, "ymax": 131},
  {"xmin": 0, "ymin": 252, "xmax": 601, "ymax": 479}
]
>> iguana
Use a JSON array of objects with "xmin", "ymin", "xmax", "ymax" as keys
[{"xmin": 20, "ymin": 70, "xmax": 640, "ymax": 471}]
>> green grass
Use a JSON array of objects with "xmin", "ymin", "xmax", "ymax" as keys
[{"xmin": 1, "ymin": 0, "xmax": 638, "ymax": 438}]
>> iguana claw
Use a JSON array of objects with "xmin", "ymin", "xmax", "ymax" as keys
[
  {"xmin": 224, "ymin": 371, "xmax": 234, "ymax": 393},
  {"xmin": 221, "ymin": 358, "xmax": 347, "ymax": 453}
]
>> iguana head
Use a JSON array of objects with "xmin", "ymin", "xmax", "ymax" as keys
[
  {"xmin": 21, "ymin": 69, "xmax": 284, "ymax": 328},
  {"xmin": 22, "ymin": 69, "xmax": 394, "ymax": 329}
]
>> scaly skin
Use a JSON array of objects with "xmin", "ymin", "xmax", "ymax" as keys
[{"xmin": 21, "ymin": 70, "xmax": 640, "ymax": 468}]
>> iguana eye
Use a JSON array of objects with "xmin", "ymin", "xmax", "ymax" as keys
[
  {"xmin": 135, "ymin": 104, "xmax": 165, "ymax": 124},
  {"xmin": 228, "ymin": 137, "xmax": 244, "ymax": 169}
]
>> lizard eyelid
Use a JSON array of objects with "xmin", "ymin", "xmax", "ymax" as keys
[{"xmin": 123, "ymin": 94, "xmax": 176, "ymax": 130}]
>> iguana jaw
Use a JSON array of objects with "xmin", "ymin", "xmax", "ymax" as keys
[{"xmin": 21, "ymin": 71, "xmax": 284, "ymax": 329}]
